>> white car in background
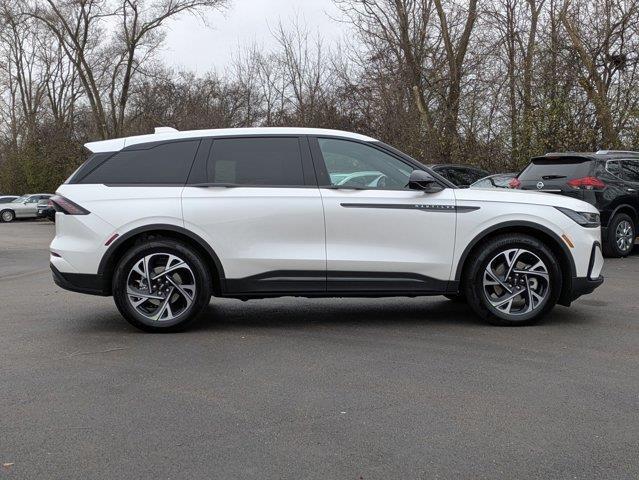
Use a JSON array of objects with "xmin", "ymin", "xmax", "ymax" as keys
[
  {"xmin": 49, "ymin": 127, "xmax": 604, "ymax": 332},
  {"xmin": 0, "ymin": 194, "xmax": 53, "ymax": 223}
]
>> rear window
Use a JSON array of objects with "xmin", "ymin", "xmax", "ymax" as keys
[
  {"xmin": 519, "ymin": 158, "xmax": 592, "ymax": 180},
  {"xmin": 206, "ymin": 137, "xmax": 304, "ymax": 186},
  {"xmin": 79, "ymin": 140, "xmax": 200, "ymax": 185}
]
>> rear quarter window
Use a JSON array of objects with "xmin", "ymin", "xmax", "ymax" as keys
[{"xmin": 79, "ymin": 140, "xmax": 200, "ymax": 185}]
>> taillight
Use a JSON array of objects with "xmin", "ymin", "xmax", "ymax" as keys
[
  {"xmin": 566, "ymin": 176, "xmax": 605, "ymax": 190},
  {"xmin": 508, "ymin": 178, "xmax": 521, "ymax": 189},
  {"xmin": 49, "ymin": 195, "xmax": 90, "ymax": 215}
]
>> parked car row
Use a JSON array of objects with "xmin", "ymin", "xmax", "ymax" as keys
[{"xmin": 0, "ymin": 193, "xmax": 54, "ymax": 223}]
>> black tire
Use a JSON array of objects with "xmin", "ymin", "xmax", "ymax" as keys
[
  {"xmin": 603, "ymin": 213, "xmax": 635, "ymax": 258},
  {"xmin": 1, "ymin": 209, "xmax": 15, "ymax": 223},
  {"xmin": 112, "ymin": 238, "xmax": 212, "ymax": 332},
  {"xmin": 462, "ymin": 234, "xmax": 562, "ymax": 326}
]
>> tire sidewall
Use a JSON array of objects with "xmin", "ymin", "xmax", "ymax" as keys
[
  {"xmin": 607, "ymin": 213, "xmax": 634, "ymax": 257},
  {"xmin": 1, "ymin": 209, "xmax": 15, "ymax": 223},
  {"xmin": 112, "ymin": 240, "xmax": 212, "ymax": 332},
  {"xmin": 464, "ymin": 235, "xmax": 562, "ymax": 325}
]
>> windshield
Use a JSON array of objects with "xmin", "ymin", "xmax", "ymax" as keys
[{"xmin": 11, "ymin": 196, "xmax": 27, "ymax": 203}]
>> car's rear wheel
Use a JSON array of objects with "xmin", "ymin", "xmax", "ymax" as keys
[
  {"xmin": 112, "ymin": 238, "xmax": 212, "ymax": 332},
  {"xmin": 463, "ymin": 234, "xmax": 561, "ymax": 326},
  {"xmin": 1, "ymin": 209, "xmax": 15, "ymax": 223},
  {"xmin": 603, "ymin": 213, "xmax": 635, "ymax": 258}
]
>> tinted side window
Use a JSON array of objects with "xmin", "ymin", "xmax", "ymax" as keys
[
  {"xmin": 207, "ymin": 137, "xmax": 304, "ymax": 186},
  {"xmin": 80, "ymin": 140, "xmax": 199, "ymax": 184},
  {"xmin": 621, "ymin": 160, "xmax": 639, "ymax": 182}
]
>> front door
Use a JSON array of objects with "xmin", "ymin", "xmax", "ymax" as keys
[{"xmin": 310, "ymin": 137, "xmax": 456, "ymax": 293}]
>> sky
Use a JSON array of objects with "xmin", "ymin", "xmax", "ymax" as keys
[{"xmin": 159, "ymin": 0, "xmax": 349, "ymax": 74}]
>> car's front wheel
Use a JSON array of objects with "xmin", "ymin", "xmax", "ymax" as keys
[
  {"xmin": 1, "ymin": 209, "xmax": 15, "ymax": 223},
  {"xmin": 463, "ymin": 234, "xmax": 562, "ymax": 326},
  {"xmin": 112, "ymin": 238, "xmax": 212, "ymax": 332}
]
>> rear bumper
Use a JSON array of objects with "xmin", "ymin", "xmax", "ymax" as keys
[{"xmin": 51, "ymin": 264, "xmax": 110, "ymax": 296}]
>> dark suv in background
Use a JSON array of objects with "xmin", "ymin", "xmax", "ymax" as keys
[{"xmin": 512, "ymin": 150, "xmax": 639, "ymax": 257}]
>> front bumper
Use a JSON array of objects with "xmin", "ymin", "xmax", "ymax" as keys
[
  {"xmin": 559, "ymin": 241, "xmax": 604, "ymax": 305},
  {"xmin": 51, "ymin": 264, "xmax": 110, "ymax": 296},
  {"xmin": 566, "ymin": 275, "xmax": 604, "ymax": 303}
]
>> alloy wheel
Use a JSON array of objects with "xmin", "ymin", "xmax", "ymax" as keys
[
  {"xmin": 126, "ymin": 252, "xmax": 196, "ymax": 322},
  {"xmin": 1, "ymin": 210, "xmax": 13, "ymax": 222},
  {"xmin": 615, "ymin": 220, "xmax": 634, "ymax": 253},
  {"xmin": 482, "ymin": 248, "xmax": 550, "ymax": 317}
]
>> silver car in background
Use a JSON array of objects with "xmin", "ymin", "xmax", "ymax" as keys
[
  {"xmin": 0, "ymin": 195, "xmax": 19, "ymax": 203},
  {"xmin": 0, "ymin": 194, "xmax": 53, "ymax": 223}
]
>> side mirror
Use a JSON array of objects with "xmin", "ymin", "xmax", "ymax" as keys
[{"xmin": 408, "ymin": 170, "xmax": 444, "ymax": 193}]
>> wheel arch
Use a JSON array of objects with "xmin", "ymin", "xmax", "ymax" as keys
[
  {"xmin": 98, "ymin": 224, "xmax": 226, "ymax": 295},
  {"xmin": 454, "ymin": 221, "xmax": 576, "ymax": 306},
  {"xmin": 608, "ymin": 204, "xmax": 638, "ymax": 227}
]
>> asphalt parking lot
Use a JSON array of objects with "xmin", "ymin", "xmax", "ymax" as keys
[{"xmin": 1, "ymin": 221, "xmax": 638, "ymax": 479}]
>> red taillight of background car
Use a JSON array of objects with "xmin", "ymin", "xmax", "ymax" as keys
[
  {"xmin": 49, "ymin": 195, "xmax": 90, "ymax": 215},
  {"xmin": 566, "ymin": 176, "xmax": 606, "ymax": 190},
  {"xmin": 508, "ymin": 178, "xmax": 521, "ymax": 189}
]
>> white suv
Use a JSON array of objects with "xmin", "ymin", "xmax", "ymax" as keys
[{"xmin": 50, "ymin": 127, "xmax": 604, "ymax": 332}]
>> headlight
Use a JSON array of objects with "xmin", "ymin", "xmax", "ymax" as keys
[{"xmin": 555, "ymin": 207, "xmax": 600, "ymax": 228}]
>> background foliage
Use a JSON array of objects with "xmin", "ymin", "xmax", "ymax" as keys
[{"xmin": 1, "ymin": 0, "xmax": 638, "ymax": 194}]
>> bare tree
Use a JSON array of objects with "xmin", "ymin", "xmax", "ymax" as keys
[
  {"xmin": 559, "ymin": 0, "xmax": 639, "ymax": 148},
  {"xmin": 29, "ymin": 0, "xmax": 229, "ymax": 138}
]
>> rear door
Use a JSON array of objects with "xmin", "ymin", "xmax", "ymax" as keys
[
  {"xmin": 16, "ymin": 195, "xmax": 40, "ymax": 217},
  {"xmin": 181, "ymin": 136, "xmax": 326, "ymax": 294}
]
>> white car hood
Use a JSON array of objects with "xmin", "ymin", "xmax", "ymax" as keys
[{"xmin": 455, "ymin": 187, "xmax": 598, "ymax": 213}]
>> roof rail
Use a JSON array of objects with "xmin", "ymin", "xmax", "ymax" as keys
[
  {"xmin": 154, "ymin": 126, "xmax": 178, "ymax": 134},
  {"xmin": 596, "ymin": 150, "xmax": 639, "ymax": 155}
]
